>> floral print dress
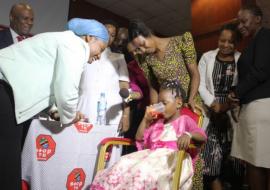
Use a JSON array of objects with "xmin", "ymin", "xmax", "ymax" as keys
[{"xmin": 139, "ymin": 32, "xmax": 200, "ymax": 104}]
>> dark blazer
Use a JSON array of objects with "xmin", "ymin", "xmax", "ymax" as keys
[
  {"xmin": 236, "ymin": 27, "xmax": 270, "ymax": 104},
  {"xmin": 0, "ymin": 28, "xmax": 14, "ymax": 49}
]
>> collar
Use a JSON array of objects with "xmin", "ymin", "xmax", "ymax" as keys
[{"xmin": 9, "ymin": 28, "xmax": 23, "ymax": 43}]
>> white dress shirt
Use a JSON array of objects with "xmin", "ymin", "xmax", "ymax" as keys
[{"xmin": 10, "ymin": 28, "xmax": 22, "ymax": 43}]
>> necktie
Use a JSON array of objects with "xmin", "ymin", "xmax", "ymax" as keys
[{"xmin": 16, "ymin": 35, "xmax": 25, "ymax": 42}]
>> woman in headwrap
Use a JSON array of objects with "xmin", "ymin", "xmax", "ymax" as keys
[{"xmin": 0, "ymin": 18, "xmax": 108, "ymax": 189}]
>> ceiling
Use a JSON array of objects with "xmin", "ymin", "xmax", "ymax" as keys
[{"xmin": 85, "ymin": 0, "xmax": 191, "ymax": 36}]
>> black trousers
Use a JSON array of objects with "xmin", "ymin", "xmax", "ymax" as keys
[{"xmin": 0, "ymin": 80, "xmax": 23, "ymax": 190}]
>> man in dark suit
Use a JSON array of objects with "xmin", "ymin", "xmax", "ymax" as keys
[
  {"xmin": 0, "ymin": 3, "xmax": 34, "ymax": 49},
  {"xmin": 0, "ymin": 3, "xmax": 34, "ymax": 153}
]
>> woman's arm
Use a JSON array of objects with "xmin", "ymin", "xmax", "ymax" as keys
[
  {"xmin": 181, "ymin": 32, "xmax": 200, "ymax": 111},
  {"xmin": 54, "ymin": 44, "xmax": 86, "ymax": 124},
  {"xmin": 149, "ymin": 82, "xmax": 159, "ymax": 104},
  {"xmin": 186, "ymin": 63, "xmax": 200, "ymax": 111},
  {"xmin": 198, "ymin": 53, "xmax": 216, "ymax": 107},
  {"xmin": 119, "ymin": 80, "xmax": 130, "ymax": 132}
]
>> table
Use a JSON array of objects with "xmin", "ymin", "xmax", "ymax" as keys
[{"xmin": 22, "ymin": 119, "xmax": 122, "ymax": 190}]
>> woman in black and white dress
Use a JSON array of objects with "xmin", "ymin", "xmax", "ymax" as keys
[{"xmin": 198, "ymin": 23, "xmax": 244, "ymax": 190}]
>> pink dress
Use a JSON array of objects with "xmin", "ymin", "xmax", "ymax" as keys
[{"xmin": 90, "ymin": 115, "xmax": 206, "ymax": 190}]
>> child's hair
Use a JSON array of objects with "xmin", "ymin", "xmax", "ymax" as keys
[{"xmin": 160, "ymin": 80, "xmax": 186, "ymax": 100}]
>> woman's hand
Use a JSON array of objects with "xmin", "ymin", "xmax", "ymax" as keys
[
  {"xmin": 210, "ymin": 101, "xmax": 222, "ymax": 113},
  {"xmin": 210, "ymin": 101, "xmax": 231, "ymax": 113},
  {"xmin": 230, "ymin": 106, "xmax": 241, "ymax": 123},
  {"xmin": 72, "ymin": 111, "xmax": 85, "ymax": 123},
  {"xmin": 177, "ymin": 132, "xmax": 191, "ymax": 150},
  {"xmin": 118, "ymin": 114, "xmax": 130, "ymax": 133},
  {"xmin": 187, "ymin": 98, "xmax": 196, "ymax": 112},
  {"xmin": 228, "ymin": 91, "xmax": 240, "ymax": 102},
  {"xmin": 49, "ymin": 110, "xmax": 60, "ymax": 121}
]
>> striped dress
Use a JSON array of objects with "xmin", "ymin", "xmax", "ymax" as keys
[{"xmin": 202, "ymin": 57, "xmax": 244, "ymax": 177}]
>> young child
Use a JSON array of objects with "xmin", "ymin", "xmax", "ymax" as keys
[{"xmin": 90, "ymin": 81, "xmax": 207, "ymax": 190}]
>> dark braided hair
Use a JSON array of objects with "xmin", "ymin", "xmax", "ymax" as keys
[{"xmin": 160, "ymin": 80, "xmax": 186, "ymax": 100}]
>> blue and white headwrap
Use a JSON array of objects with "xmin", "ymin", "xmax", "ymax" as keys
[{"xmin": 67, "ymin": 18, "xmax": 109, "ymax": 43}]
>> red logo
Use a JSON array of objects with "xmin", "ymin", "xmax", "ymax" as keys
[
  {"xmin": 74, "ymin": 121, "xmax": 93, "ymax": 133},
  {"xmin": 36, "ymin": 135, "xmax": 56, "ymax": 161},
  {"xmin": 66, "ymin": 168, "xmax": 86, "ymax": 190}
]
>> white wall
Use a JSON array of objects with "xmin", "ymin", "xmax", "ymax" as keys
[{"xmin": 0, "ymin": 0, "xmax": 70, "ymax": 34}]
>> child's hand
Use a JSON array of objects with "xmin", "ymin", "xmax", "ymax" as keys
[
  {"xmin": 143, "ymin": 106, "xmax": 155, "ymax": 122},
  {"xmin": 177, "ymin": 132, "xmax": 192, "ymax": 150}
]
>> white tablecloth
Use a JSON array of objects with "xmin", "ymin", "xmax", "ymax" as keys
[{"xmin": 22, "ymin": 119, "xmax": 121, "ymax": 190}]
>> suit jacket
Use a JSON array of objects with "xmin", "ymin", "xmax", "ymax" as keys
[
  {"xmin": 0, "ymin": 28, "xmax": 14, "ymax": 49},
  {"xmin": 0, "ymin": 31, "xmax": 89, "ymax": 124},
  {"xmin": 236, "ymin": 27, "xmax": 270, "ymax": 104}
]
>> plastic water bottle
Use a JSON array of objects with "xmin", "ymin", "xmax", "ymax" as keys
[{"xmin": 96, "ymin": 92, "xmax": 107, "ymax": 125}]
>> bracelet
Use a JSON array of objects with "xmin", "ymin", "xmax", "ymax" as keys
[{"xmin": 184, "ymin": 131, "xmax": 192, "ymax": 138}]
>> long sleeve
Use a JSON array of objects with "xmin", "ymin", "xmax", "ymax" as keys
[
  {"xmin": 54, "ymin": 43, "xmax": 87, "ymax": 124},
  {"xmin": 236, "ymin": 29, "xmax": 270, "ymax": 98},
  {"xmin": 198, "ymin": 53, "xmax": 215, "ymax": 106},
  {"xmin": 117, "ymin": 54, "xmax": 129, "ymax": 82}
]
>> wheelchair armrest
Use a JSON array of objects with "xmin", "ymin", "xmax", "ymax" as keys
[
  {"xmin": 96, "ymin": 137, "xmax": 134, "ymax": 172},
  {"xmin": 100, "ymin": 137, "xmax": 133, "ymax": 146}
]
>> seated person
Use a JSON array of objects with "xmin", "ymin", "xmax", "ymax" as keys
[{"xmin": 90, "ymin": 80, "xmax": 207, "ymax": 190}]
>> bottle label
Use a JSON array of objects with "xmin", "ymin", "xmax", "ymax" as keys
[{"xmin": 96, "ymin": 93, "xmax": 107, "ymax": 125}]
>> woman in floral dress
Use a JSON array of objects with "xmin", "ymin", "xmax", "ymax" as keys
[{"xmin": 128, "ymin": 20, "xmax": 203, "ymax": 189}]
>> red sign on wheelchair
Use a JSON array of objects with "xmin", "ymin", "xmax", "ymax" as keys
[
  {"xmin": 74, "ymin": 121, "xmax": 93, "ymax": 133},
  {"xmin": 66, "ymin": 168, "xmax": 86, "ymax": 190},
  {"xmin": 36, "ymin": 134, "xmax": 56, "ymax": 161}
]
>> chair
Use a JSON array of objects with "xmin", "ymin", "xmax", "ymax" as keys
[{"xmin": 95, "ymin": 107, "xmax": 203, "ymax": 190}]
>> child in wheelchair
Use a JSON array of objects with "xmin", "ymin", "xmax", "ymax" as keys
[{"xmin": 90, "ymin": 80, "xmax": 207, "ymax": 190}]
